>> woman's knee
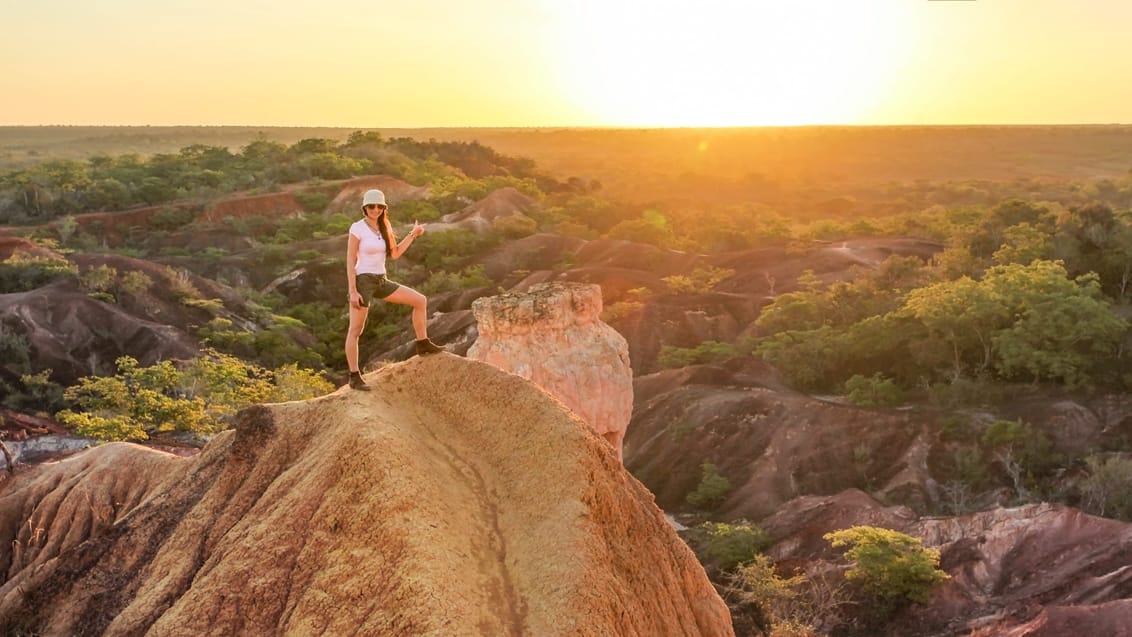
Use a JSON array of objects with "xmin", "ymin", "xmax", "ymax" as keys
[{"xmin": 401, "ymin": 287, "xmax": 427, "ymax": 309}]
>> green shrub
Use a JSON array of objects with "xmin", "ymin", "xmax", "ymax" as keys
[
  {"xmin": 687, "ymin": 462, "xmax": 731, "ymax": 510},
  {"xmin": 1078, "ymin": 454, "xmax": 1132, "ymax": 521},
  {"xmin": 294, "ymin": 191, "xmax": 331, "ymax": 213},
  {"xmin": 80, "ymin": 264, "xmax": 117, "ymax": 293},
  {"xmin": 150, "ymin": 206, "xmax": 196, "ymax": 231},
  {"xmin": 669, "ymin": 416, "xmax": 699, "ymax": 440},
  {"xmin": 690, "ymin": 521, "xmax": 770, "ymax": 571},
  {"xmin": 662, "ymin": 266, "xmax": 735, "ymax": 293},
  {"xmin": 824, "ymin": 526, "xmax": 948, "ymax": 620},
  {"xmin": 980, "ymin": 418, "xmax": 1058, "ymax": 480},
  {"xmin": 0, "ymin": 254, "xmax": 78, "ymax": 293},
  {"xmin": 843, "ymin": 373, "xmax": 904, "ymax": 407},
  {"xmin": 117, "ymin": 270, "xmax": 152, "ymax": 296},
  {"xmin": 56, "ymin": 351, "xmax": 333, "ymax": 441},
  {"xmin": 419, "ymin": 265, "xmax": 492, "ymax": 295},
  {"xmin": 732, "ymin": 555, "xmax": 822, "ymax": 636},
  {"xmin": 87, "ymin": 291, "xmax": 116, "ymax": 303},
  {"xmin": 939, "ymin": 414, "xmax": 977, "ymax": 443},
  {"xmin": 3, "ymin": 370, "xmax": 68, "ymax": 413},
  {"xmin": 0, "ymin": 326, "xmax": 31, "ymax": 375},
  {"xmin": 602, "ymin": 300, "xmax": 643, "ymax": 322},
  {"xmin": 659, "ymin": 341, "xmax": 738, "ymax": 368},
  {"xmin": 493, "ymin": 214, "xmax": 538, "ymax": 238}
]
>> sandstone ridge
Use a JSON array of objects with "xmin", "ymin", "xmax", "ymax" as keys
[{"xmin": 0, "ymin": 354, "xmax": 732, "ymax": 636}]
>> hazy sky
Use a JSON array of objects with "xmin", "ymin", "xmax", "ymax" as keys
[{"xmin": 3, "ymin": 0, "xmax": 1130, "ymax": 127}]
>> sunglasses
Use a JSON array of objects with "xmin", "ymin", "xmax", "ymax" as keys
[{"xmin": 365, "ymin": 204, "xmax": 388, "ymax": 211}]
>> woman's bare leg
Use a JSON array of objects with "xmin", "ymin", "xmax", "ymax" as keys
[
  {"xmin": 345, "ymin": 304, "xmax": 369, "ymax": 372},
  {"xmin": 382, "ymin": 286, "xmax": 428, "ymax": 340}
]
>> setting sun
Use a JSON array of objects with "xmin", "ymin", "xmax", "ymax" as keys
[
  {"xmin": 546, "ymin": 0, "xmax": 917, "ymax": 126},
  {"xmin": 1, "ymin": 0, "xmax": 1131, "ymax": 127}
]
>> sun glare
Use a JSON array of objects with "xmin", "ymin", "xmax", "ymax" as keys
[{"xmin": 547, "ymin": 0, "xmax": 916, "ymax": 127}]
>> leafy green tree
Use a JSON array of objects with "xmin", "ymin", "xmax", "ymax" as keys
[
  {"xmin": 984, "ymin": 261, "xmax": 1126, "ymax": 386},
  {"xmin": 825, "ymin": 526, "xmax": 948, "ymax": 621},
  {"xmin": 344, "ymin": 130, "xmax": 384, "ymax": 147},
  {"xmin": 903, "ymin": 260, "xmax": 1126, "ymax": 386},
  {"xmin": 992, "ymin": 223, "xmax": 1051, "ymax": 265},
  {"xmin": 902, "ymin": 276, "xmax": 1002, "ymax": 379},
  {"xmin": 755, "ymin": 289, "xmax": 826, "ymax": 336},
  {"xmin": 756, "ymin": 327, "xmax": 844, "ymax": 392}
]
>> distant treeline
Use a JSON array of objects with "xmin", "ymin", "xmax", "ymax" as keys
[{"xmin": 0, "ymin": 131, "xmax": 574, "ymax": 224}]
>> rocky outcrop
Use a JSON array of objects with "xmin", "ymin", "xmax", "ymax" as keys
[
  {"xmin": 468, "ymin": 282, "xmax": 633, "ymax": 461},
  {"xmin": 430, "ymin": 187, "xmax": 538, "ymax": 235},
  {"xmin": 0, "ymin": 354, "xmax": 732, "ymax": 636},
  {"xmin": 198, "ymin": 191, "xmax": 302, "ymax": 223},
  {"xmin": 626, "ymin": 358, "xmax": 928, "ymax": 518}
]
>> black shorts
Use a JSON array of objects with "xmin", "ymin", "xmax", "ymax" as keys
[{"xmin": 355, "ymin": 273, "xmax": 400, "ymax": 307}]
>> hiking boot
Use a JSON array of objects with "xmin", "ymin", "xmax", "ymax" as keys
[
  {"xmin": 348, "ymin": 371, "xmax": 371, "ymax": 391},
  {"xmin": 415, "ymin": 338, "xmax": 444, "ymax": 356}
]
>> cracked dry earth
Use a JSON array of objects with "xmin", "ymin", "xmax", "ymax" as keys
[{"xmin": 0, "ymin": 355, "xmax": 732, "ymax": 636}]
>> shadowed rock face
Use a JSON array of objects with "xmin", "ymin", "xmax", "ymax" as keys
[
  {"xmin": 626, "ymin": 358, "xmax": 928, "ymax": 520},
  {"xmin": 0, "ymin": 280, "xmax": 200, "ymax": 385},
  {"xmin": 0, "ymin": 355, "xmax": 732, "ymax": 637},
  {"xmin": 468, "ymin": 282, "xmax": 633, "ymax": 461}
]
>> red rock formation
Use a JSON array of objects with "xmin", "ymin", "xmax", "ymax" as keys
[
  {"xmin": 198, "ymin": 191, "xmax": 302, "ymax": 223},
  {"xmin": 0, "ymin": 355, "xmax": 732, "ymax": 636},
  {"xmin": 468, "ymin": 282, "xmax": 634, "ymax": 461}
]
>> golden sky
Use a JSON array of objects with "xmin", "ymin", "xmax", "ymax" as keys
[{"xmin": 3, "ymin": 0, "xmax": 1130, "ymax": 127}]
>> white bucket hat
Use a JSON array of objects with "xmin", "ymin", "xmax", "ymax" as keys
[{"xmin": 361, "ymin": 189, "xmax": 387, "ymax": 208}]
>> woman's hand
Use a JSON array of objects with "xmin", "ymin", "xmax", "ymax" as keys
[
  {"xmin": 349, "ymin": 290, "xmax": 364, "ymax": 309},
  {"xmin": 410, "ymin": 220, "xmax": 425, "ymax": 238}
]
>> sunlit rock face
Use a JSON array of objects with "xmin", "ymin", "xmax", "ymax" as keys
[
  {"xmin": 0, "ymin": 356, "xmax": 731, "ymax": 636},
  {"xmin": 468, "ymin": 282, "xmax": 633, "ymax": 462}
]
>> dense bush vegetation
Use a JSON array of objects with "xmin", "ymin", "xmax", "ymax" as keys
[
  {"xmin": 56, "ymin": 352, "xmax": 332, "ymax": 441},
  {"xmin": 0, "ymin": 131, "xmax": 570, "ymax": 224}
]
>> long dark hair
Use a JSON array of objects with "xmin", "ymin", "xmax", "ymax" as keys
[
  {"xmin": 364, "ymin": 205, "xmax": 396, "ymax": 259},
  {"xmin": 377, "ymin": 211, "xmax": 395, "ymax": 259}
]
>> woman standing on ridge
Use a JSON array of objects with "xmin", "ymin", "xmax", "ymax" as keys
[{"xmin": 345, "ymin": 188, "xmax": 443, "ymax": 391}]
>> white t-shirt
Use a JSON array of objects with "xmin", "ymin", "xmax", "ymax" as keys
[{"xmin": 349, "ymin": 219, "xmax": 388, "ymax": 275}]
